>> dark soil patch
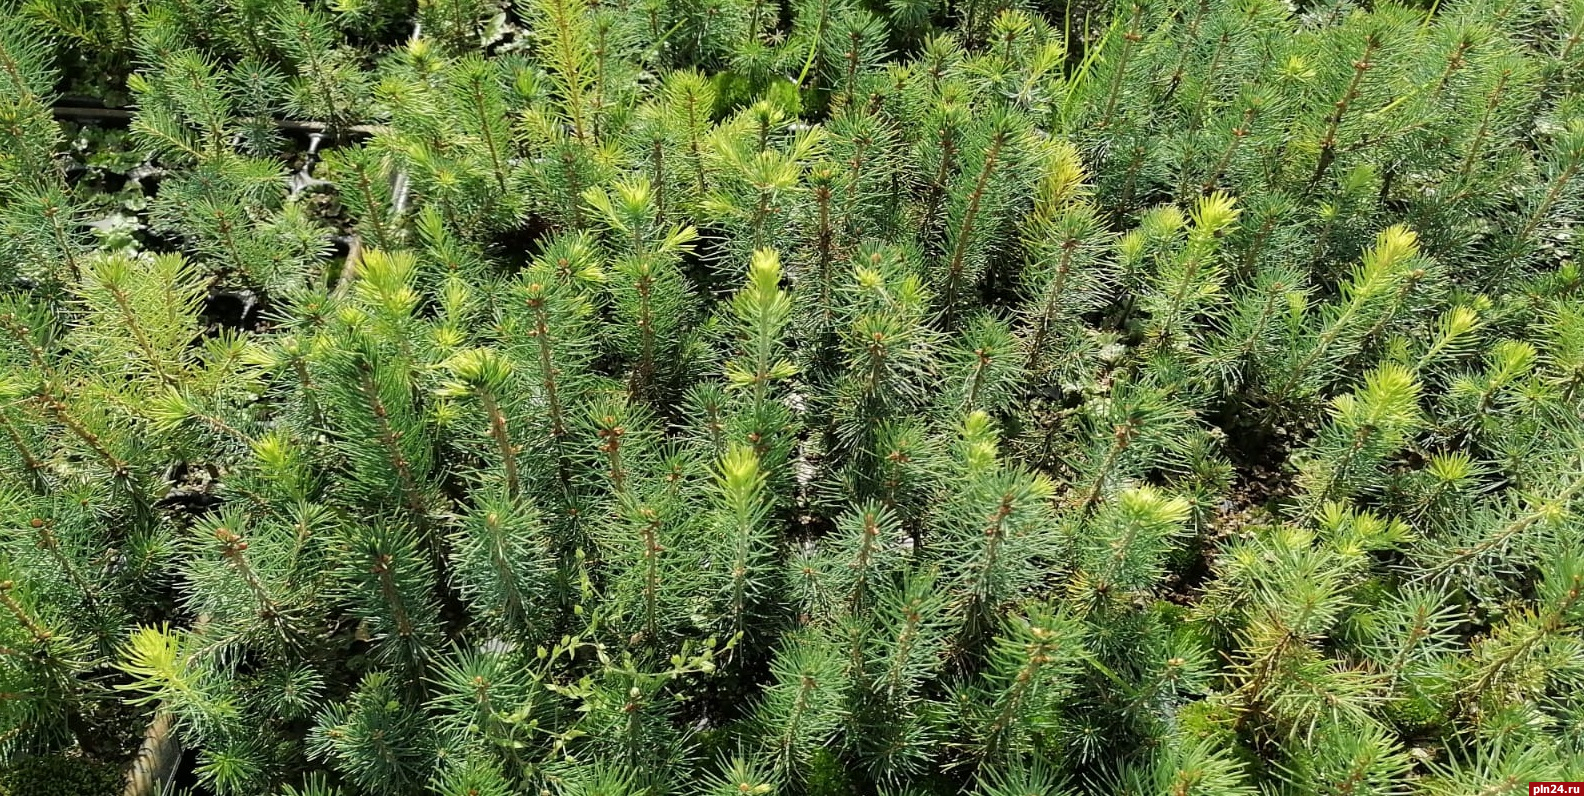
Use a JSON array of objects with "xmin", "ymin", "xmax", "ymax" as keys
[{"xmin": 200, "ymin": 288, "xmax": 266, "ymax": 335}]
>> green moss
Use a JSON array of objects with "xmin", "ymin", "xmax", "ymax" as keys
[{"xmin": 0, "ymin": 754, "xmax": 123, "ymax": 796}]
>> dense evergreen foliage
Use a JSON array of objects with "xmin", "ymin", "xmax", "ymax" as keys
[{"xmin": 1, "ymin": 0, "xmax": 1583, "ymax": 793}]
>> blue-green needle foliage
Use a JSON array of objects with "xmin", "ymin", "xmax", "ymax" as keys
[{"xmin": 2, "ymin": 0, "xmax": 1584, "ymax": 793}]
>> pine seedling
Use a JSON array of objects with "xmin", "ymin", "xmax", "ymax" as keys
[
  {"xmin": 0, "ymin": 296, "xmax": 150, "ymax": 505},
  {"xmin": 70, "ymin": 252, "xmax": 202, "ymax": 395},
  {"xmin": 390, "ymin": 58, "xmax": 526, "ymax": 237},
  {"xmin": 440, "ymin": 346, "xmax": 529, "ymax": 498},
  {"xmin": 426, "ymin": 642, "xmax": 547, "ymax": 775},
  {"xmin": 934, "ymin": 313, "xmax": 1020, "ymax": 417},
  {"xmin": 447, "ymin": 56, "xmax": 518, "ymax": 197},
  {"xmin": 818, "ymin": 414, "xmax": 948, "ymax": 536},
  {"xmin": 1092, "ymin": 607, "xmax": 1217, "ymax": 743},
  {"xmin": 321, "ymin": 145, "xmax": 400, "ymax": 251},
  {"xmin": 1224, "ymin": 191, "xmax": 1305, "ymax": 282},
  {"xmin": 1413, "ymin": 431, "xmax": 1584, "ymax": 592},
  {"xmin": 0, "ymin": 563, "xmax": 97, "ymax": 755},
  {"xmin": 317, "ymin": 327, "xmax": 441, "ymax": 560},
  {"xmin": 618, "ymin": 98, "xmax": 684, "ymax": 226},
  {"xmin": 706, "ymin": 443, "xmax": 778, "ymax": 642},
  {"xmin": 1417, "ymin": 739, "xmax": 1573, "ymax": 796},
  {"xmin": 528, "ymin": 0, "xmax": 601, "ymax": 144},
  {"xmin": 828, "ymin": 242, "xmax": 939, "ymax": 464},
  {"xmin": 1441, "ymin": 50, "xmax": 1540, "ymax": 209},
  {"xmin": 1268, "ymin": 225, "xmax": 1430, "ymax": 402},
  {"xmin": 1345, "ymin": 581, "xmax": 1462, "ymax": 724},
  {"xmin": 1, "ymin": 494, "xmax": 125, "ymax": 642},
  {"xmin": 418, "ymin": 0, "xmax": 498, "ymax": 53},
  {"xmin": 0, "ymin": 15, "xmax": 64, "ymax": 188},
  {"xmin": 180, "ymin": 506, "xmax": 316, "ymax": 658},
  {"xmin": 846, "ymin": 567, "xmax": 952, "ymax": 782},
  {"xmin": 1, "ymin": 180, "xmax": 90, "ymax": 289},
  {"xmin": 955, "ymin": 601, "xmax": 1084, "ymax": 764},
  {"xmin": 236, "ymin": 430, "xmax": 329, "ymax": 514},
  {"xmin": 94, "ymin": 322, "xmax": 248, "ymax": 466},
  {"xmin": 547, "ymin": 761, "xmax": 650, "ymax": 796},
  {"xmin": 1548, "ymin": 0, "xmax": 1584, "ymax": 87},
  {"xmin": 882, "ymin": 0, "xmax": 937, "ymax": 41},
  {"xmin": 1109, "ymin": 204, "xmax": 1186, "ymax": 328},
  {"xmin": 375, "ymin": 120, "xmax": 499, "ymax": 244},
  {"xmin": 1292, "ymin": 7, "xmax": 1417, "ymax": 192},
  {"xmin": 702, "ymin": 106, "xmax": 823, "ymax": 265},
  {"xmin": 804, "ymin": 500, "xmax": 906, "ymax": 620},
  {"xmin": 971, "ymin": 757, "xmax": 1075, "ymax": 796},
  {"xmin": 497, "ymin": 237, "xmax": 606, "ymax": 509},
  {"xmin": 1497, "ymin": 118, "xmax": 1584, "ymax": 275},
  {"xmin": 874, "ymin": 418, "xmax": 951, "ymax": 517},
  {"xmin": 450, "ymin": 489, "xmax": 557, "ymax": 643},
  {"xmin": 868, "ymin": 567, "xmax": 953, "ymax": 701},
  {"xmin": 799, "ymin": 2, "xmax": 891, "ymax": 110},
  {"xmin": 755, "ymin": 627, "xmax": 850, "ymax": 778},
  {"xmin": 411, "ymin": 210, "xmax": 498, "ymax": 300},
  {"xmin": 221, "ymin": 54, "xmax": 288, "ymax": 156},
  {"xmin": 1107, "ymin": 733, "xmax": 1258, "ymax": 796},
  {"xmin": 1303, "ymin": 163, "xmax": 1386, "ymax": 277},
  {"xmin": 1194, "ymin": 260, "xmax": 1308, "ymax": 395},
  {"xmin": 962, "ymin": 11, "xmax": 1067, "ymax": 117},
  {"xmin": 513, "ymin": 106, "xmax": 612, "ymax": 230},
  {"xmin": 1015, "ymin": 144, "xmax": 1112, "ymax": 386},
  {"xmin": 585, "ymin": 7, "xmax": 648, "ymax": 136},
  {"xmin": 1182, "ymin": 84, "xmax": 1279, "ymax": 202},
  {"xmin": 906, "ymin": 68, "xmax": 969, "ymax": 244},
  {"xmin": 431, "ymin": 757, "xmax": 516, "ymax": 796},
  {"xmin": 721, "ymin": 248, "xmax": 798, "ymax": 470},
  {"xmin": 561, "ymin": 649, "xmax": 719, "ymax": 788},
  {"xmin": 308, "ymin": 671, "xmax": 437, "ymax": 795},
  {"xmin": 1140, "ymin": 191, "xmax": 1240, "ymax": 352},
  {"xmin": 576, "ymin": 392, "xmax": 669, "ymax": 518},
  {"xmin": 1201, "ymin": 520, "xmax": 1389, "ymax": 742},
  {"xmin": 593, "ymin": 475, "xmax": 707, "ymax": 646},
  {"xmin": 1293, "ymin": 364, "xmax": 1423, "ymax": 511},
  {"xmin": 1456, "ymin": 549, "xmax": 1584, "ymax": 725},
  {"xmin": 194, "ymin": 733, "xmax": 275, "ymax": 795},
  {"xmin": 279, "ymin": 772, "xmax": 345, "ymax": 796},
  {"xmin": 1436, "ymin": 338, "xmax": 1537, "ymax": 445},
  {"xmin": 1537, "ymin": 298, "xmax": 1584, "ymax": 401},
  {"xmin": 933, "ymin": 411, "xmax": 1059, "ymax": 643},
  {"xmin": 145, "ymin": 155, "xmax": 314, "ymax": 288},
  {"xmin": 338, "ymin": 521, "xmax": 444, "ymax": 681},
  {"xmin": 1088, "ymin": 1, "xmax": 1174, "ymax": 131},
  {"xmin": 128, "ymin": 48, "xmax": 249, "ymax": 164},
  {"xmin": 698, "ymin": 754, "xmax": 777, "ymax": 796},
  {"xmin": 1066, "ymin": 375, "xmax": 1196, "ymax": 514},
  {"xmin": 1069, "ymin": 486, "xmax": 1191, "ymax": 609},
  {"xmin": 676, "ymin": 382, "xmax": 735, "ymax": 461},
  {"xmin": 116, "ymin": 624, "xmax": 243, "ymax": 749},
  {"xmin": 655, "ymin": 69, "xmax": 717, "ymax": 210},
  {"xmin": 818, "ymin": 108, "xmax": 905, "ymax": 249},
  {"xmin": 272, "ymin": 4, "xmax": 370, "ymax": 130},
  {"xmin": 847, "ymin": 699, "xmax": 945, "ymax": 787},
  {"xmin": 1396, "ymin": 299, "xmax": 1485, "ymax": 383},
  {"xmin": 934, "ymin": 107, "xmax": 1035, "ymax": 327},
  {"xmin": 586, "ymin": 177, "xmax": 702, "ymax": 399}
]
